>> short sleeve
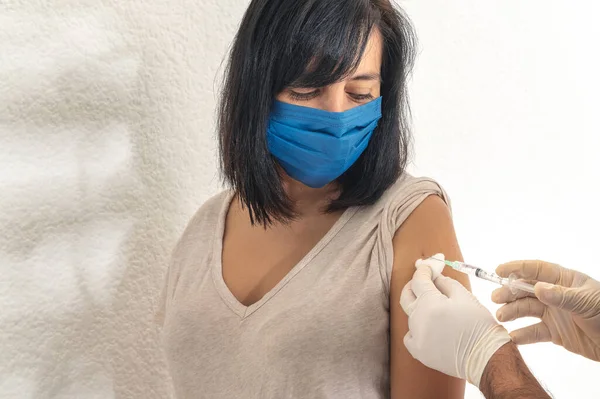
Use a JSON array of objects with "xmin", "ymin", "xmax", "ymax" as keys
[
  {"xmin": 154, "ymin": 242, "xmax": 183, "ymax": 327},
  {"xmin": 376, "ymin": 175, "xmax": 451, "ymax": 295},
  {"xmin": 153, "ymin": 190, "xmax": 230, "ymax": 327},
  {"xmin": 154, "ymin": 267, "xmax": 170, "ymax": 327}
]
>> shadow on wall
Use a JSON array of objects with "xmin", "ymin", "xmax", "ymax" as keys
[{"xmin": 0, "ymin": 3, "xmax": 227, "ymax": 397}]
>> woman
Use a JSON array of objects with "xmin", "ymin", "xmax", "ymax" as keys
[{"xmin": 156, "ymin": 0, "xmax": 470, "ymax": 397}]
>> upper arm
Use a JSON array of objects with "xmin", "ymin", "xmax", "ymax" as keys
[{"xmin": 389, "ymin": 195, "xmax": 471, "ymax": 399}]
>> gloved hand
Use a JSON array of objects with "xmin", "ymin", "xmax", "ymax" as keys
[
  {"xmin": 400, "ymin": 255, "xmax": 511, "ymax": 388},
  {"xmin": 493, "ymin": 260, "xmax": 600, "ymax": 361}
]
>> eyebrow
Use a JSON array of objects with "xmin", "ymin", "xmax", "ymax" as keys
[{"xmin": 350, "ymin": 73, "xmax": 382, "ymax": 82}]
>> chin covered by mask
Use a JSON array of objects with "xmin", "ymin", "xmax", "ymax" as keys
[{"xmin": 267, "ymin": 97, "xmax": 383, "ymax": 188}]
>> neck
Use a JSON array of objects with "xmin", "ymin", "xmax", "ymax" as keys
[{"xmin": 281, "ymin": 175, "xmax": 339, "ymax": 217}]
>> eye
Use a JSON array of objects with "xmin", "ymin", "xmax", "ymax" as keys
[
  {"xmin": 348, "ymin": 93, "xmax": 374, "ymax": 102},
  {"xmin": 288, "ymin": 89, "xmax": 320, "ymax": 101}
]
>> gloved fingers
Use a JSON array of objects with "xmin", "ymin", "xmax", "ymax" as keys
[
  {"xmin": 535, "ymin": 282, "xmax": 589, "ymax": 315},
  {"xmin": 496, "ymin": 297, "xmax": 546, "ymax": 322},
  {"xmin": 415, "ymin": 253, "xmax": 445, "ymax": 280},
  {"xmin": 509, "ymin": 322, "xmax": 552, "ymax": 345},
  {"xmin": 496, "ymin": 260, "xmax": 562, "ymax": 284},
  {"xmin": 403, "ymin": 332, "xmax": 417, "ymax": 358},
  {"xmin": 410, "ymin": 265, "xmax": 441, "ymax": 298},
  {"xmin": 434, "ymin": 274, "xmax": 467, "ymax": 298},
  {"xmin": 400, "ymin": 281, "xmax": 417, "ymax": 316},
  {"xmin": 491, "ymin": 285, "xmax": 535, "ymax": 304}
]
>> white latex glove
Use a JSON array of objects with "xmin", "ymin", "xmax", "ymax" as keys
[
  {"xmin": 493, "ymin": 260, "xmax": 600, "ymax": 361},
  {"xmin": 400, "ymin": 256, "xmax": 511, "ymax": 388}
]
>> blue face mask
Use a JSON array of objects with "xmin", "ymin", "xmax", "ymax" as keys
[{"xmin": 266, "ymin": 97, "xmax": 383, "ymax": 188}]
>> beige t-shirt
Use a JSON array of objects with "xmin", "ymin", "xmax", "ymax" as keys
[{"xmin": 156, "ymin": 174, "xmax": 449, "ymax": 399}]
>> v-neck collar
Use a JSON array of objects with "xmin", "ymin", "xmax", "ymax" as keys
[{"xmin": 211, "ymin": 191, "xmax": 357, "ymax": 319}]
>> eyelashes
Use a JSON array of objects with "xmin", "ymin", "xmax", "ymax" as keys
[
  {"xmin": 287, "ymin": 89, "xmax": 374, "ymax": 103},
  {"xmin": 350, "ymin": 93, "xmax": 375, "ymax": 101},
  {"xmin": 288, "ymin": 90, "xmax": 320, "ymax": 101}
]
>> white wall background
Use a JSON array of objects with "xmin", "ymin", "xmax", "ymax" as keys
[
  {"xmin": 0, "ymin": 0, "xmax": 598, "ymax": 398},
  {"xmin": 403, "ymin": 1, "xmax": 600, "ymax": 398},
  {"xmin": 1, "ymin": 0, "xmax": 233, "ymax": 398}
]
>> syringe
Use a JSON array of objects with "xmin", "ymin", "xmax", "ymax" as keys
[{"xmin": 432, "ymin": 257, "xmax": 536, "ymax": 294}]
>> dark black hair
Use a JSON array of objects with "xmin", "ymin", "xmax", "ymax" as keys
[{"xmin": 218, "ymin": 0, "xmax": 416, "ymax": 226}]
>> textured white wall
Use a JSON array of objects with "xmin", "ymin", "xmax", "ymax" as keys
[
  {"xmin": 1, "ymin": 0, "xmax": 599, "ymax": 398},
  {"xmin": 0, "ymin": 0, "xmax": 240, "ymax": 398}
]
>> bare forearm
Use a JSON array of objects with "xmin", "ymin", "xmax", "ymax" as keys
[{"xmin": 480, "ymin": 342, "xmax": 551, "ymax": 399}]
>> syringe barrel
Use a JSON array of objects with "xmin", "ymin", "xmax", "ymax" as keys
[
  {"xmin": 451, "ymin": 261, "xmax": 479, "ymax": 275},
  {"xmin": 474, "ymin": 268, "xmax": 503, "ymax": 285},
  {"xmin": 451, "ymin": 261, "xmax": 504, "ymax": 285}
]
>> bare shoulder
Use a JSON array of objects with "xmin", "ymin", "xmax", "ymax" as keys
[
  {"xmin": 389, "ymin": 194, "xmax": 469, "ymax": 399},
  {"xmin": 391, "ymin": 194, "xmax": 469, "ymax": 287}
]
